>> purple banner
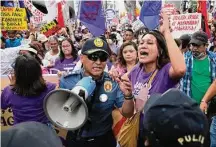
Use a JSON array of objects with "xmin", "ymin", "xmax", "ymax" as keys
[{"xmin": 79, "ymin": 1, "xmax": 106, "ymax": 37}]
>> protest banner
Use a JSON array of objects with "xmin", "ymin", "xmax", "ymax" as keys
[
  {"xmin": 132, "ymin": 19, "xmax": 145, "ymax": 32},
  {"xmin": 40, "ymin": 20, "xmax": 62, "ymax": 37},
  {"xmin": 79, "ymin": 1, "xmax": 106, "ymax": 36},
  {"xmin": 170, "ymin": 13, "xmax": 202, "ymax": 38},
  {"xmin": 1, "ymin": 7, "xmax": 27, "ymax": 30}
]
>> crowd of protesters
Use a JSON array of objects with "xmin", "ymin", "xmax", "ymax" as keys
[{"xmin": 1, "ymin": 5, "xmax": 216, "ymax": 147}]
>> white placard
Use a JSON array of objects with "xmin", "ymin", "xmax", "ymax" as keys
[{"xmin": 170, "ymin": 13, "xmax": 202, "ymax": 38}]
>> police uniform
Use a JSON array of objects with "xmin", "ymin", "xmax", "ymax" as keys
[
  {"xmin": 60, "ymin": 69, "xmax": 124, "ymax": 147},
  {"xmin": 60, "ymin": 37, "xmax": 127, "ymax": 147}
]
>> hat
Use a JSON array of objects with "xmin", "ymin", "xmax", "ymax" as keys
[
  {"xmin": 189, "ymin": 31, "xmax": 208, "ymax": 46},
  {"xmin": 20, "ymin": 45, "xmax": 38, "ymax": 54},
  {"xmin": 37, "ymin": 34, "xmax": 48, "ymax": 43},
  {"xmin": 81, "ymin": 37, "xmax": 110, "ymax": 55},
  {"xmin": 179, "ymin": 34, "xmax": 191, "ymax": 49},
  {"xmin": 2, "ymin": 121, "xmax": 62, "ymax": 147},
  {"xmin": 180, "ymin": 34, "xmax": 191, "ymax": 41},
  {"xmin": 143, "ymin": 89, "xmax": 208, "ymax": 147}
]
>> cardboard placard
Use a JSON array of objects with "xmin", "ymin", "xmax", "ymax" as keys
[
  {"xmin": 170, "ymin": 13, "xmax": 202, "ymax": 38},
  {"xmin": 1, "ymin": 7, "xmax": 27, "ymax": 30}
]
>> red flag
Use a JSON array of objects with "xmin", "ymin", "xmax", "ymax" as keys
[
  {"xmin": 197, "ymin": 0, "xmax": 211, "ymax": 38},
  {"xmin": 57, "ymin": 2, "xmax": 65, "ymax": 27}
]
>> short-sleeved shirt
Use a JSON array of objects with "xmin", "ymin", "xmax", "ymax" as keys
[
  {"xmin": 129, "ymin": 63, "xmax": 178, "ymax": 97},
  {"xmin": 5, "ymin": 38, "xmax": 22, "ymax": 48},
  {"xmin": 59, "ymin": 69, "xmax": 124, "ymax": 137},
  {"xmin": 191, "ymin": 57, "xmax": 211, "ymax": 104},
  {"xmin": 1, "ymin": 82, "xmax": 56, "ymax": 125}
]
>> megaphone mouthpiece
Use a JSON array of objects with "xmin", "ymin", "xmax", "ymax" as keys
[{"xmin": 63, "ymin": 96, "xmax": 81, "ymax": 112}]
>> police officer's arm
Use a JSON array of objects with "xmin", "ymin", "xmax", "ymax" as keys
[
  {"xmin": 200, "ymin": 79, "xmax": 216, "ymax": 112},
  {"xmin": 116, "ymin": 77, "xmax": 135, "ymax": 118}
]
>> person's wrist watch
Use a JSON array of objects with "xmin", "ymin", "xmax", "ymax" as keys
[{"xmin": 124, "ymin": 94, "xmax": 134, "ymax": 100}]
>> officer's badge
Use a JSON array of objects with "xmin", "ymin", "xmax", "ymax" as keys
[
  {"xmin": 94, "ymin": 38, "xmax": 103, "ymax": 47},
  {"xmin": 104, "ymin": 81, "xmax": 112, "ymax": 92}
]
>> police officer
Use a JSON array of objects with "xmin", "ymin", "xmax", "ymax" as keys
[{"xmin": 60, "ymin": 37, "xmax": 135, "ymax": 147}]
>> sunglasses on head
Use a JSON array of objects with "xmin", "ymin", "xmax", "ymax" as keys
[{"xmin": 85, "ymin": 52, "xmax": 108, "ymax": 62}]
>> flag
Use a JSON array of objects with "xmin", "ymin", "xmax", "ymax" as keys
[
  {"xmin": 79, "ymin": 1, "xmax": 105, "ymax": 37},
  {"xmin": 197, "ymin": 0, "xmax": 211, "ymax": 38},
  {"xmin": 57, "ymin": 2, "xmax": 65, "ymax": 27},
  {"xmin": 139, "ymin": 0, "xmax": 162, "ymax": 30}
]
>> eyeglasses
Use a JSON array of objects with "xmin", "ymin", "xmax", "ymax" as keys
[{"xmin": 85, "ymin": 52, "xmax": 108, "ymax": 62}]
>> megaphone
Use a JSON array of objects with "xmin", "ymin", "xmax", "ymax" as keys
[{"xmin": 44, "ymin": 76, "xmax": 96, "ymax": 130}]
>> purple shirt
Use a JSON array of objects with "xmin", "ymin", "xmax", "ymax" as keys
[
  {"xmin": 1, "ymin": 82, "xmax": 56, "ymax": 125},
  {"xmin": 129, "ymin": 63, "xmax": 178, "ymax": 97},
  {"xmin": 53, "ymin": 57, "xmax": 79, "ymax": 74}
]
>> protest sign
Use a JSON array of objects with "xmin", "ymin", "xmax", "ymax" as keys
[
  {"xmin": 162, "ymin": 3, "xmax": 178, "ymax": 15},
  {"xmin": 1, "ymin": 7, "xmax": 27, "ymax": 30},
  {"xmin": 132, "ymin": 19, "xmax": 145, "ymax": 32},
  {"xmin": 24, "ymin": 0, "xmax": 58, "ymax": 25},
  {"xmin": 40, "ymin": 20, "xmax": 62, "ymax": 37},
  {"xmin": 170, "ymin": 13, "xmax": 202, "ymax": 38}
]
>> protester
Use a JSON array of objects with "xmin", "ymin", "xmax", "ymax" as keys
[
  {"xmin": 5, "ymin": 30, "xmax": 22, "ymax": 48},
  {"xmin": 43, "ymin": 36, "xmax": 60, "ymax": 68},
  {"xmin": 1, "ymin": 54, "xmax": 56, "ymax": 125},
  {"xmin": 143, "ymin": 89, "xmax": 208, "ymax": 147},
  {"xmin": 1, "ymin": 35, "xmax": 6, "ymax": 49},
  {"xmin": 179, "ymin": 31, "xmax": 216, "ymax": 147},
  {"xmin": 53, "ymin": 38, "xmax": 79, "ymax": 74},
  {"xmin": 110, "ymin": 41, "xmax": 138, "ymax": 77},
  {"xmin": 19, "ymin": 45, "xmax": 49, "ymax": 74},
  {"xmin": 59, "ymin": 37, "xmax": 134, "ymax": 147},
  {"xmin": 180, "ymin": 31, "xmax": 216, "ymax": 104},
  {"xmin": 199, "ymin": 79, "xmax": 216, "ymax": 147},
  {"xmin": 15, "ymin": 32, "xmax": 23, "ymax": 40},
  {"xmin": 2, "ymin": 121, "xmax": 62, "ymax": 147},
  {"xmin": 179, "ymin": 34, "xmax": 191, "ymax": 53},
  {"xmin": 124, "ymin": 29, "xmax": 134, "ymax": 42},
  {"xmin": 209, "ymin": 36, "xmax": 216, "ymax": 52},
  {"xmin": 37, "ymin": 34, "xmax": 49, "ymax": 51},
  {"xmin": 113, "ymin": 11, "xmax": 186, "ymax": 147}
]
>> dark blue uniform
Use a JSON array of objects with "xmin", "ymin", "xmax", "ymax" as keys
[{"xmin": 59, "ymin": 69, "xmax": 124, "ymax": 147}]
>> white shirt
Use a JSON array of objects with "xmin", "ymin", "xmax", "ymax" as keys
[
  {"xmin": 1, "ymin": 47, "xmax": 20, "ymax": 75},
  {"xmin": 42, "ymin": 49, "xmax": 60, "ymax": 67}
]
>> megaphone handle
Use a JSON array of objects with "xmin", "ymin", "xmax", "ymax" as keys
[
  {"xmin": 75, "ymin": 118, "xmax": 92, "ymax": 141},
  {"xmin": 78, "ymin": 89, "xmax": 85, "ymax": 100}
]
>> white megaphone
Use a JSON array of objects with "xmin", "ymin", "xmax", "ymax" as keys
[{"xmin": 44, "ymin": 76, "xmax": 96, "ymax": 130}]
